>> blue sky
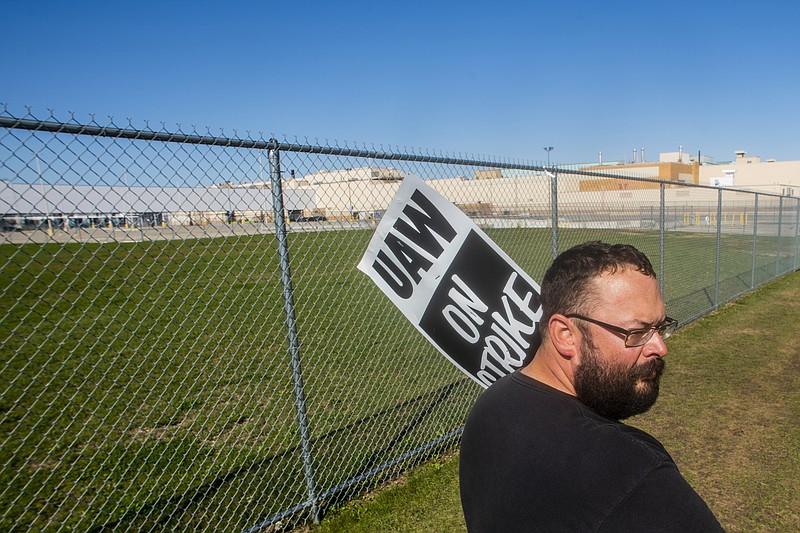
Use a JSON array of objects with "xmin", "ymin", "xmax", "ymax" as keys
[{"xmin": 3, "ymin": 0, "xmax": 798, "ymax": 165}]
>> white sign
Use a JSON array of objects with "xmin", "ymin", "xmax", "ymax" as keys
[
  {"xmin": 710, "ymin": 176, "xmax": 734, "ymax": 187},
  {"xmin": 358, "ymin": 176, "xmax": 542, "ymax": 388}
]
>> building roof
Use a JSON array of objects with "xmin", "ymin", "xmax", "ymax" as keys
[{"xmin": 0, "ymin": 182, "xmax": 315, "ymax": 214}]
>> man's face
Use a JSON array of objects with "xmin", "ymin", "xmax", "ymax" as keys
[{"xmin": 572, "ymin": 269, "xmax": 668, "ymax": 420}]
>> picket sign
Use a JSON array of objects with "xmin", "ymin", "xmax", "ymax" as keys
[{"xmin": 357, "ymin": 176, "xmax": 542, "ymax": 388}]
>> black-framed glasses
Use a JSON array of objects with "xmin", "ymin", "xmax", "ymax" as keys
[{"xmin": 565, "ymin": 314, "xmax": 679, "ymax": 347}]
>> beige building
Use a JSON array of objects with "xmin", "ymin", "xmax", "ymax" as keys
[
  {"xmin": 270, "ymin": 149, "xmax": 798, "ymax": 222},
  {"xmin": 281, "ymin": 165, "xmax": 690, "ymax": 223},
  {"xmin": 575, "ymin": 160, "xmax": 698, "ymax": 191},
  {"xmin": 699, "ymin": 150, "xmax": 800, "ymax": 195},
  {"xmin": 569, "ymin": 149, "xmax": 799, "ymax": 198}
]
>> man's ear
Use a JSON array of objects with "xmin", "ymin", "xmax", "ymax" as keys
[{"xmin": 548, "ymin": 314, "xmax": 579, "ymax": 358}]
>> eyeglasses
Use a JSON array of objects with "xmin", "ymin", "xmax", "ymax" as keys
[{"xmin": 565, "ymin": 314, "xmax": 679, "ymax": 347}]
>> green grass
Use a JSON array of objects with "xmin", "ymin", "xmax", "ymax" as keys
[
  {"xmin": 305, "ymin": 269, "xmax": 800, "ymax": 533},
  {"xmin": 300, "ymin": 452, "xmax": 465, "ymax": 533},
  {"xmin": 1, "ymin": 230, "xmax": 475, "ymax": 531},
  {"xmin": 1, "ymin": 227, "xmax": 797, "ymax": 530}
]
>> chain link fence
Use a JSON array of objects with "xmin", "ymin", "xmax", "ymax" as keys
[{"xmin": 2, "ymin": 106, "xmax": 798, "ymax": 531}]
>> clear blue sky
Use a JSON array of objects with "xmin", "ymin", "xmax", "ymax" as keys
[{"xmin": 3, "ymin": 0, "xmax": 798, "ymax": 165}]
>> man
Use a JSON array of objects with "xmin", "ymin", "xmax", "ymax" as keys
[{"xmin": 459, "ymin": 241, "xmax": 723, "ymax": 532}]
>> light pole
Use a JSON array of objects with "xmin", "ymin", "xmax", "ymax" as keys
[{"xmin": 544, "ymin": 146, "xmax": 554, "ymax": 167}]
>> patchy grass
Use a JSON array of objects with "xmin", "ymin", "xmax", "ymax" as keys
[
  {"xmin": 304, "ymin": 270, "xmax": 800, "ymax": 533},
  {"xmin": 1, "ymin": 228, "xmax": 795, "ymax": 530},
  {"xmin": 642, "ymin": 269, "xmax": 800, "ymax": 533},
  {"xmin": 298, "ymin": 451, "xmax": 465, "ymax": 533}
]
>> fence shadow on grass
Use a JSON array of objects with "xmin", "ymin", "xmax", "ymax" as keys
[{"xmin": 93, "ymin": 378, "xmax": 469, "ymax": 531}]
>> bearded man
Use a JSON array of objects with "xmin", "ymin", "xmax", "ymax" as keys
[{"xmin": 459, "ymin": 241, "xmax": 723, "ymax": 532}]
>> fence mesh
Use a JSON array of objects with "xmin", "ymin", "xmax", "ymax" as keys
[{"xmin": 1, "ymin": 106, "xmax": 798, "ymax": 531}]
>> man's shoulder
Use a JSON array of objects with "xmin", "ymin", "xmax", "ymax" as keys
[
  {"xmin": 465, "ymin": 371, "xmax": 574, "ymax": 422},
  {"xmin": 477, "ymin": 370, "xmax": 572, "ymax": 403},
  {"xmin": 473, "ymin": 372, "xmax": 672, "ymax": 464},
  {"xmin": 593, "ymin": 417, "xmax": 674, "ymax": 465}
]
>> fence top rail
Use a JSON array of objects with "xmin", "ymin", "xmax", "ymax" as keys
[
  {"xmin": 0, "ymin": 116, "xmax": 548, "ymax": 171},
  {"xmin": 1, "ymin": 115, "xmax": 797, "ymax": 199}
]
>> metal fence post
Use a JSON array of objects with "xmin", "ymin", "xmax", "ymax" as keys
[
  {"xmin": 268, "ymin": 143, "xmax": 320, "ymax": 524},
  {"xmin": 792, "ymin": 198, "xmax": 800, "ymax": 270},
  {"xmin": 752, "ymin": 194, "xmax": 759, "ymax": 289},
  {"xmin": 659, "ymin": 182, "xmax": 665, "ymax": 295},
  {"xmin": 776, "ymin": 196, "xmax": 784, "ymax": 277},
  {"xmin": 714, "ymin": 189, "xmax": 722, "ymax": 308},
  {"xmin": 549, "ymin": 170, "xmax": 558, "ymax": 260}
]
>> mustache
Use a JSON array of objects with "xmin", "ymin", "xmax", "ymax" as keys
[{"xmin": 631, "ymin": 357, "xmax": 665, "ymax": 380}]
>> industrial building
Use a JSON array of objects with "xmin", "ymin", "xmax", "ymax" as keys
[{"xmin": 2, "ymin": 150, "xmax": 797, "ymax": 234}]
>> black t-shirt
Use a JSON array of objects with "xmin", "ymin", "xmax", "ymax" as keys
[{"xmin": 459, "ymin": 372, "xmax": 724, "ymax": 532}]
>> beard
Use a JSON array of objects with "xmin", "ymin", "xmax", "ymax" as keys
[{"xmin": 573, "ymin": 333, "xmax": 665, "ymax": 420}]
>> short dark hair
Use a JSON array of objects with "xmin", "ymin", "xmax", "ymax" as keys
[{"xmin": 539, "ymin": 241, "xmax": 656, "ymax": 338}]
